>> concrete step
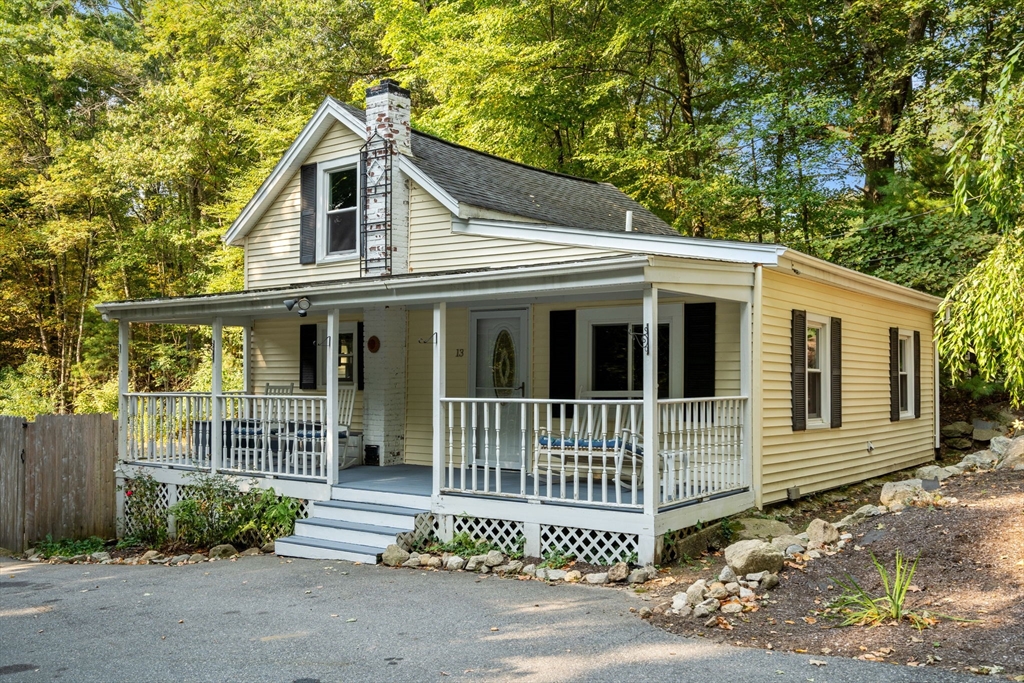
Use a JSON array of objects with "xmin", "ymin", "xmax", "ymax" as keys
[
  {"xmin": 273, "ymin": 536, "xmax": 383, "ymax": 563},
  {"xmin": 331, "ymin": 485, "xmax": 430, "ymax": 510},
  {"xmin": 294, "ymin": 517, "xmax": 408, "ymax": 548},
  {"xmin": 311, "ymin": 499, "xmax": 426, "ymax": 528}
]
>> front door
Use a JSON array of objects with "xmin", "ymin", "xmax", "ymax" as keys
[{"xmin": 470, "ymin": 310, "xmax": 528, "ymax": 469}]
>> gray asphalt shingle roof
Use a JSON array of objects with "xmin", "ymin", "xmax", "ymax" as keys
[{"xmin": 337, "ymin": 100, "xmax": 677, "ymax": 237}]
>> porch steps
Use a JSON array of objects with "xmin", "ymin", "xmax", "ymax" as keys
[{"xmin": 274, "ymin": 485, "xmax": 431, "ymax": 564}]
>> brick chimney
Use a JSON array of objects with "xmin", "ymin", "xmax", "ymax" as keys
[{"xmin": 365, "ymin": 79, "xmax": 411, "ymax": 156}]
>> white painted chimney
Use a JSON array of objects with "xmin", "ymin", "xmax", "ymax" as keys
[{"xmin": 365, "ymin": 79, "xmax": 412, "ymax": 156}]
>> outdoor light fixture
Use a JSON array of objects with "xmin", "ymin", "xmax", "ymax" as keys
[{"xmin": 284, "ymin": 297, "xmax": 311, "ymax": 317}]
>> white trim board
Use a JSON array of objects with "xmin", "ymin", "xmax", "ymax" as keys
[{"xmin": 453, "ymin": 218, "xmax": 787, "ymax": 265}]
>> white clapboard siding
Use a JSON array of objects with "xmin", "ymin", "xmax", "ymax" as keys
[
  {"xmin": 250, "ymin": 315, "xmax": 364, "ymax": 431},
  {"xmin": 716, "ymin": 300, "xmax": 742, "ymax": 396},
  {"xmin": 759, "ymin": 269, "xmax": 935, "ymax": 504},
  {"xmin": 246, "ymin": 123, "xmax": 364, "ymax": 289},
  {"xmin": 407, "ymin": 182, "xmax": 620, "ymax": 271}
]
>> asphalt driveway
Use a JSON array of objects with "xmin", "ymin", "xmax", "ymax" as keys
[{"xmin": 0, "ymin": 555, "xmax": 978, "ymax": 682}]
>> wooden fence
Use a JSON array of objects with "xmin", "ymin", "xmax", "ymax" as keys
[{"xmin": 0, "ymin": 414, "xmax": 117, "ymax": 552}]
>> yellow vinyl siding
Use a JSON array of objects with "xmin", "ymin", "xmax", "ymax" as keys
[
  {"xmin": 408, "ymin": 182, "xmax": 620, "ymax": 271},
  {"xmin": 250, "ymin": 315, "xmax": 363, "ymax": 431},
  {"xmin": 404, "ymin": 307, "xmax": 470, "ymax": 466},
  {"xmin": 759, "ymin": 269, "xmax": 935, "ymax": 504},
  {"xmin": 246, "ymin": 123, "xmax": 364, "ymax": 289},
  {"xmin": 715, "ymin": 301, "xmax": 742, "ymax": 396}
]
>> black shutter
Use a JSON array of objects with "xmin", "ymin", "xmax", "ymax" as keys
[
  {"xmin": 913, "ymin": 330, "xmax": 921, "ymax": 419},
  {"xmin": 830, "ymin": 317, "xmax": 842, "ymax": 429},
  {"xmin": 889, "ymin": 327, "xmax": 900, "ymax": 422},
  {"xmin": 791, "ymin": 309, "xmax": 807, "ymax": 431},
  {"xmin": 299, "ymin": 324, "xmax": 317, "ymax": 390},
  {"xmin": 684, "ymin": 303, "xmax": 716, "ymax": 398},
  {"xmin": 299, "ymin": 163, "xmax": 317, "ymax": 265},
  {"xmin": 549, "ymin": 310, "xmax": 576, "ymax": 418},
  {"xmin": 357, "ymin": 322, "xmax": 365, "ymax": 391}
]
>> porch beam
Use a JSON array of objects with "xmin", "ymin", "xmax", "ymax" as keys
[
  {"xmin": 117, "ymin": 320, "xmax": 129, "ymax": 463},
  {"xmin": 211, "ymin": 317, "xmax": 223, "ymax": 473},
  {"xmin": 640, "ymin": 284, "xmax": 658, "ymax": 563},
  {"xmin": 326, "ymin": 309, "xmax": 340, "ymax": 486},
  {"xmin": 432, "ymin": 302, "xmax": 447, "ymax": 502}
]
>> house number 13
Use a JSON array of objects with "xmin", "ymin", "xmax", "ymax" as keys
[{"xmin": 455, "ymin": 349, "xmax": 465, "ymax": 357}]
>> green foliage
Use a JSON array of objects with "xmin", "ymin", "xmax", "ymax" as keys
[
  {"xmin": 539, "ymin": 547, "xmax": 575, "ymax": 569},
  {"xmin": 120, "ymin": 472, "xmax": 168, "ymax": 547},
  {"xmin": 421, "ymin": 531, "xmax": 498, "ymax": 557},
  {"xmin": 34, "ymin": 534, "xmax": 106, "ymax": 559},
  {"xmin": 168, "ymin": 472, "xmax": 299, "ymax": 549},
  {"xmin": 831, "ymin": 551, "xmax": 930, "ymax": 628}
]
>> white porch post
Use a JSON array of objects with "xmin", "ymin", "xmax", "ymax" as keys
[
  {"xmin": 117, "ymin": 319, "xmax": 129, "ymax": 463},
  {"xmin": 432, "ymin": 302, "xmax": 447, "ymax": 501},
  {"xmin": 640, "ymin": 285, "xmax": 658, "ymax": 564},
  {"xmin": 210, "ymin": 317, "xmax": 223, "ymax": 473},
  {"xmin": 740, "ymin": 298, "xmax": 753, "ymax": 491},
  {"xmin": 242, "ymin": 321, "xmax": 253, "ymax": 394},
  {"xmin": 326, "ymin": 309, "xmax": 340, "ymax": 486}
]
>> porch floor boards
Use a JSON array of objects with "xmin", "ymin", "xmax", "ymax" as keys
[{"xmin": 336, "ymin": 464, "xmax": 645, "ymax": 506}]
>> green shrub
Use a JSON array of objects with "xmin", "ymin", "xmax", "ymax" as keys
[
  {"xmin": 831, "ymin": 550, "xmax": 932, "ymax": 628},
  {"xmin": 540, "ymin": 547, "xmax": 575, "ymax": 569},
  {"xmin": 419, "ymin": 531, "xmax": 498, "ymax": 557},
  {"xmin": 120, "ymin": 472, "xmax": 168, "ymax": 547},
  {"xmin": 35, "ymin": 534, "xmax": 106, "ymax": 558}
]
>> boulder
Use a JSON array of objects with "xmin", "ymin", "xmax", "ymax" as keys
[
  {"xmin": 141, "ymin": 549, "xmax": 162, "ymax": 562},
  {"xmin": 484, "ymin": 550, "xmax": 505, "ymax": 567},
  {"xmin": 915, "ymin": 465, "xmax": 954, "ymax": 481},
  {"xmin": 607, "ymin": 562, "xmax": 629, "ymax": 583},
  {"xmin": 685, "ymin": 580, "xmax": 707, "ymax": 606},
  {"xmin": 90, "ymin": 551, "xmax": 111, "ymax": 562},
  {"xmin": 188, "ymin": 553, "xmax": 205, "ymax": 563},
  {"xmin": 425, "ymin": 556, "xmax": 443, "ymax": 568},
  {"xmin": 989, "ymin": 436, "xmax": 1011, "ymax": 457},
  {"xmin": 941, "ymin": 421, "xmax": 973, "ymax": 438},
  {"xmin": 734, "ymin": 517, "xmax": 794, "ymax": 541},
  {"xmin": 565, "ymin": 570, "xmax": 582, "ymax": 582},
  {"xmin": 208, "ymin": 544, "xmax": 237, "ymax": 560},
  {"xmin": 962, "ymin": 450, "xmax": 998, "ymax": 469},
  {"xmin": 627, "ymin": 569, "xmax": 648, "ymax": 584},
  {"xmin": 503, "ymin": 560, "xmax": 524, "ymax": 575},
  {"xmin": 402, "ymin": 555, "xmax": 421, "ymax": 568},
  {"xmin": 973, "ymin": 427, "xmax": 1004, "ymax": 443},
  {"xmin": 446, "ymin": 555, "xmax": 465, "ymax": 571},
  {"xmin": 945, "ymin": 438, "xmax": 973, "ymax": 451},
  {"xmin": 381, "ymin": 544, "xmax": 410, "ymax": 567},
  {"xmin": 465, "ymin": 554, "xmax": 487, "ymax": 571},
  {"xmin": 542, "ymin": 568, "xmax": 567, "ymax": 581},
  {"xmin": 586, "ymin": 572, "xmax": 608, "ymax": 585},
  {"xmin": 724, "ymin": 582, "xmax": 741, "ymax": 596},
  {"xmin": 239, "ymin": 548, "xmax": 261, "ymax": 556},
  {"xmin": 707, "ymin": 582, "xmax": 729, "ymax": 600},
  {"xmin": 760, "ymin": 573, "xmax": 780, "ymax": 591},
  {"xmin": 879, "ymin": 480, "xmax": 930, "ymax": 507},
  {"xmin": 721, "ymin": 601, "xmax": 743, "ymax": 614},
  {"xmin": 996, "ymin": 436, "xmax": 1024, "ymax": 470},
  {"xmin": 724, "ymin": 539, "xmax": 784, "ymax": 576},
  {"xmin": 806, "ymin": 518, "xmax": 840, "ymax": 545},
  {"xmin": 521, "ymin": 564, "xmax": 536, "ymax": 577},
  {"xmin": 693, "ymin": 598, "xmax": 719, "ymax": 618},
  {"xmin": 169, "ymin": 554, "xmax": 191, "ymax": 564}
]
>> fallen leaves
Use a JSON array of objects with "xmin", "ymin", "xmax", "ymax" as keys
[{"xmin": 714, "ymin": 616, "xmax": 733, "ymax": 631}]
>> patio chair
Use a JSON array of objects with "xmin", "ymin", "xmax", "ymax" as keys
[{"xmin": 534, "ymin": 408, "xmax": 644, "ymax": 489}]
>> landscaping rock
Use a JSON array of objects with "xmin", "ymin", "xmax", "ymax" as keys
[
  {"xmin": 586, "ymin": 572, "xmax": 608, "ymax": 585},
  {"xmin": 188, "ymin": 553, "xmax": 205, "ymax": 563},
  {"xmin": 671, "ymin": 592, "xmax": 689, "ymax": 611},
  {"xmin": 209, "ymin": 544, "xmax": 237, "ymax": 560},
  {"xmin": 542, "ymin": 568, "xmax": 567, "ymax": 581},
  {"xmin": 402, "ymin": 556, "xmax": 421, "ymax": 568},
  {"xmin": 963, "ymin": 450, "xmax": 998, "ymax": 469},
  {"xmin": 724, "ymin": 539, "xmax": 784, "ymax": 575},
  {"xmin": 381, "ymin": 544, "xmax": 410, "ymax": 567},
  {"xmin": 941, "ymin": 421, "xmax": 973, "ymax": 438},
  {"xmin": 685, "ymin": 580, "xmax": 707, "ymax": 606},
  {"xmin": 745, "ymin": 571, "xmax": 769, "ymax": 582},
  {"xmin": 261, "ymin": 542, "xmax": 276, "ymax": 554},
  {"xmin": 739, "ymin": 586, "xmax": 755, "ymax": 600},
  {"xmin": 239, "ymin": 548, "xmax": 261, "ymax": 556},
  {"xmin": 169, "ymin": 554, "xmax": 190, "ymax": 564},
  {"xmin": 973, "ymin": 427, "xmax": 1003, "ymax": 443},
  {"xmin": 693, "ymin": 598, "xmax": 719, "ymax": 618},
  {"xmin": 724, "ymin": 582, "xmax": 741, "ymax": 596},
  {"xmin": 70, "ymin": 554, "xmax": 89, "ymax": 563},
  {"xmin": 484, "ymin": 550, "xmax": 504, "ymax": 567},
  {"xmin": 425, "ymin": 556, "xmax": 443, "ymax": 568},
  {"xmin": 627, "ymin": 568, "xmax": 654, "ymax": 584},
  {"xmin": 996, "ymin": 437, "xmax": 1024, "ymax": 470},
  {"xmin": 989, "ymin": 436, "xmax": 1011, "ymax": 457},
  {"xmin": 734, "ymin": 517, "xmax": 794, "ymax": 541},
  {"xmin": 638, "ymin": 607, "xmax": 653, "ymax": 619},
  {"xmin": 760, "ymin": 573, "xmax": 779, "ymax": 591},
  {"xmin": 521, "ymin": 563, "xmax": 536, "ymax": 576},
  {"xmin": 879, "ymin": 480, "xmax": 931, "ymax": 507},
  {"xmin": 785, "ymin": 544, "xmax": 804, "ymax": 557},
  {"xmin": 90, "ymin": 551, "xmax": 111, "ymax": 562},
  {"xmin": 446, "ymin": 555, "xmax": 465, "ymax": 571},
  {"xmin": 945, "ymin": 438, "xmax": 973, "ymax": 450},
  {"xmin": 565, "ymin": 570, "xmax": 582, "ymax": 582},
  {"xmin": 141, "ymin": 550, "xmax": 162, "ymax": 562},
  {"xmin": 465, "ymin": 554, "xmax": 487, "ymax": 571},
  {"xmin": 769, "ymin": 535, "xmax": 804, "ymax": 553},
  {"xmin": 916, "ymin": 465, "xmax": 954, "ymax": 481},
  {"xmin": 718, "ymin": 566, "xmax": 737, "ymax": 583},
  {"xmin": 607, "ymin": 562, "xmax": 630, "ymax": 583},
  {"xmin": 707, "ymin": 582, "xmax": 729, "ymax": 599},
  {"xmin": 504, "ymin": 560, "xmax": 524, "ymax": 575},
  {"xmin": 721, "ymin": 601, "xmax": 743, "ymax": 614},
  {"xmin": 806, "ymin": 518, "xmax": 840, "ymax": 545}
]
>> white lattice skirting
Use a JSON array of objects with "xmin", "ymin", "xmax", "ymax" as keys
[
  {"xmin": 452, "ymin": 516, "xmax": 525, "ymax": 554},
  {"xmin": 397, "ymin": 512, "xmax": 438, "ymax": 551},
  {"xmin": 541, "ymin": 524, "xmax": 639, "ymax": 565}
]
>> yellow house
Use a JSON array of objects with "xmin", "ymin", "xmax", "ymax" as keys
[{"xmin": 98, "ymin": 81, "xmax": 940, "ymax": 565}]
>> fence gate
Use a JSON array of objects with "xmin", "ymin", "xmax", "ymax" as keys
[{"xmin": 0, "ymin": 414, "xmax": 117, "ymax": 552}]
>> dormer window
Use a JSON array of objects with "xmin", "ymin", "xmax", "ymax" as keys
[{"xmin": 317, "ymin": 155, "xmax": 360, "ymax": 262}]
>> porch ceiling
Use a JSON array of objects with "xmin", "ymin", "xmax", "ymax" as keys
[{"xmin": 97, "ymin": 255, "xmax": 657, "ymax": 324}]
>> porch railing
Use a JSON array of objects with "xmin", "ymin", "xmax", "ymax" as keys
[
  {"xmin": 657, "ymin": 396, "xmax": 748, "ymax": 508},
  {"xmin": 124, "ymin": 392, "xmax": 213, "ymax": 468},
  {"xmin": 123, "ymin": 392, "xmax": 329, "ymax": 481},
  {"xmin": 440, "ymin": 398, "xmax": 645, "ymax": 509}
]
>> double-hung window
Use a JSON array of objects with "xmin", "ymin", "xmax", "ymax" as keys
[
  {"xmin": 792, "ymin": 310, "xmax": 841, "ymax": 431},
  {"xmin": 890, "ymin": 328, "xmax": 918, "ymax": 421},
  {"xmin": 316, "ymin": 156, "xmax": 360, "ymax": 262},
  {"xmin": 804, "ymin": 315, "xmax": 829, "ymax": 426},
  {"xmin": 316, "ymin": 322, "xmax": 358, "ymax": 389}
]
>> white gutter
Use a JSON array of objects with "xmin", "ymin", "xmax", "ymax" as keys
[
  {"xmin": 781, "ymin": 251, "xmax": 942, "ymax": 310},
  {"xmin": 453, "ymin": 218, "xmax": 787, "ymax": 266}
]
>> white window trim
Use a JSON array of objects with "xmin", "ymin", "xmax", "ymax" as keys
[
  {"xmin": 316, "ymin": 322, "xmax": 358, "ymax": 390},
  {"xmin": 805, "ymin": 313, "xmax": 830, "ymax": 429},
  {"xmin": 898, "ymin": 328, "xmax": 915, "ymax": 420},
  {"xmin": 576, "ymin": 304, "xmax": 683, "ymax": 399},
  {"xmin": 316, "ymin": 155, "xmax": 361, "ymax": 264}
]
